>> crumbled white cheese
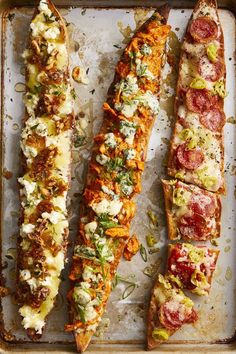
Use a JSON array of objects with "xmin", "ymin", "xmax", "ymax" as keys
[
  {"xmin": 20, "ymin": 143, "xmax": 38, "ymax": 163},
  {"xmin": 41, "ymin": 211, "xmax": 64, "ymax": 224},
  {"xmin": 101, "ymin": 185, "xmax": 115, "ymax": 197},
  {"xmin": 84, "ymin": 221, "xmax": 98, "ymax": 236},
  {"xmin": 91, "ymin": 199, "xmax": 123, "ymax": 217},
  {"xmin": 22, "ymin": 223, "xmax": 35, "ymax": 234},
  {"xmin": 82, "ymin": 266, "xmax": 97, "ymax": 282},
  {"xmin": 119, "ymin": 120, "xmax": 137, "ymax": 144},
  {"xmin": 73, "ymin": 287, "xmax": 92, "ymax": 305},
  {"xmin": 23, "ymin": 94, "xmax": 39, "ymax": 117},
  {"xmin": 116, "ymin": 75, "xmax": 139, "ymax": 97},
  {"xmin": 27, "ymin": 277, "xmax": 38, "ymax": 291},
  {"xmin": 30, "ymin": 21, "xmax": 46, "ymax": 37},
  {"xmin": 96, "ymin": 154, "xmax": 110, "ymax": 165},
  {"xmin": 39, "ymin": 0, "xmax": 52, "ymax": 17},
  {"xmin": 104, "ymin": 133, "xmax": 117, "ymax": 148},
  {"xmin": 125, "ymin": 148, "xmax": 136, "ymax": 160},
  {"xmin": 139, "ymin": 90, "xmax": 159, "ymax": 115},
  {"xmin": 121, "ymin": 184, "xmax": 133, "ymax": 196},
  {"xmin": 35, "ymin": 122, "xmax": 48, "ymax": 136},
  {"xmin": 18, "ymin": 177, "xmax": 36, "ymax": 197},
  {"xmin": 84, "ymin": 306, "xmax": 98, "ymax": 322},
  {"xmin": 52, "ymin": 195, "xmax": 67, "ymax": 213},
  {"xmin": 115, "ymin": 101, "xmax": 138, "ymax": 118},
  {"xmin": 135, "ymin": 58, "xmax": 155, "ymax": 80},
  {"xmin": 44, "ymin": 26, "xmax": 60, "ymax": 40},
  {"xmin": 141, "ymin": 43, "xmax": 152, "ymax": 56}
]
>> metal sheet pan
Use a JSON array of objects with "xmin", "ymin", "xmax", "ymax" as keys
[{"xmin": 0, "ymin": 1, "xmax": 236, "ymax": 353}]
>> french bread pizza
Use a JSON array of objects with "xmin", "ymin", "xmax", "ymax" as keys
[
  {"xmin": 167, "ymin": 0, "xmax": 226, "ymax": 194},
  {"xmin": 147, "ymin": 274, "xmax": 198, "ymax": 350},
  {"xmin": 66, "ymin": 6, "xmax": 171, "ymax": 352},
  {"xmin": 162, "ymin": 179, "xmax": 221, "ymax": 241},
  {"xmin": 16, "ymin": 0, "xmax": 74, "ymax": 339},
  {"xmin": 167, "ymin": 243, "xmax": 219, "ymax": 295}
]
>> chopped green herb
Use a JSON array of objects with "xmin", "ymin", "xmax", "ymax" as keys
[
  {"xmin": 33, "ymin": 85, "xmax": 42, "ymax": 94},
  {"xmin": 106, "ymin": 157, "xmax": 124, "ymax": 172},
  {"xmin": 71, "ymin": 88, "xmax": 77, "ymax": 99},
  {"xmin": 74, "ymin": 135, "xmax": 86, "ymax": 148},
  {"xmin": 143, "ymin": 266, "xmax": 153, "ymax": 277},
  {"xmin": 147, "ymin": 210, "xmax": 158, "ymax": 226},
  {"xmin": 140, "ymin": 244, "xmax": 147, "ymax": 262},
  {"xmin": 31, "ymin": 123, "xmax": 39, "ymax": 130},
  {"xmin": 74, "ymin": 245, "xmax": 96, "ymax": 260},
  {"xmin": 98, "ymin": 213, "xmax": 119, "ymax": 229},
  {"xmin": 43, "ymin": 13, "xmax": 55, "ymax": 23},
  {"xmin": 122, "ymin": 283, "xmax": 136, "ymax": 299}
]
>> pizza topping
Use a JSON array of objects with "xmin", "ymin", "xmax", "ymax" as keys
[
  {"xmin": 200, "ymin": 108, "xmax": 226, "ymax": 132},
  {"xmin": 152, "ymin": 328, "xmax": 169, "ymax": 341},
  {"xmin": 178, "ymin": 214, "xmax": 210, "ymax": 240},
  {"xmin": 186, "ymin": 88, "xmax": 215, "ymax": 114},
  {"xmin": 167, "ymin": 243, "xmax": 218, "ymax": 294},
  {"xmin": 189, "ymin": 191, "xmax": 216, "ymax": 217},
  {"xmin": 159, "ymin": 296, "xmax": 196, "ymax": 331},
  {"xmin": 213, "ymin": 80, "xmax": 227, "ymax": 98},
  {"xmin": 173, "ymin": 187, "xmax": 191, "ymax": 207},
  {"xmin": 176, "ymin": 143, "xmax": 204, "ymax": 170},
  {"xmin": 198, "ymin": 56, "xmax": 224, "ymax": 82},
  {"xmin": 189, "ymin": 17, "xmax": 218, "ymax": 44},
  {"xmin": 206, "ymin": 43, "xmax": 218, "ymax": 63},
  {"xmin": 190, "ymin": 77, "xmax": 206, "ymax": 90}
]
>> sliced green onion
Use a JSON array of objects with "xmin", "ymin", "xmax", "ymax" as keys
[
  {"xmin": 140, "ymin": 244, "xmax": 147, "ymax": 262},
  {"xmin": 122, "ymin": 283, "xmax": 136, "ymax": 299}
]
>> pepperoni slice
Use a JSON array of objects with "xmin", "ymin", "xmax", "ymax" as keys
[
  {"xmin": 176, "ymin": 143, "xmax": 204, "ymax": 170},
  {"xmin": 198, "ymin": 56, "xmax": 224, "ymax": 82},
  {"xmin": 186, "ymin": 88, "xmax": 216, "ymax": 114},
  {"xmin": 189, "ymin": 17, "xmax": 218, "ymax": 43},
  {"xmin": 179, "ymin": 214, "xmax": 211, "ymax": 241},
  {"xmin": 159, "ymin": 301, "xmax": 185, "ymax": 330},
  {"xmin": 200, "ymin": 108, "xmax": 226, "ymax": 132},
  {"xmin": 189, "ymin": 192, "xmax": 216, "ymax": 217}
]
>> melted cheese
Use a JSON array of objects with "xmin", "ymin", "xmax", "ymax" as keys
[{"xmin": 20, "ymin": 250, "xmax": 64, "ymax": 334}]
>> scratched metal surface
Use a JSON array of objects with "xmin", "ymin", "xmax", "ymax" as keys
[{"xmin": 0, "ymin": 3, "xmax": 236, "ymax": 352}]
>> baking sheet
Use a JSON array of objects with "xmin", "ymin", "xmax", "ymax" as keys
[{"xmin": 1, "ymin": 4, "xmax": 236, "ymax": 351}]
